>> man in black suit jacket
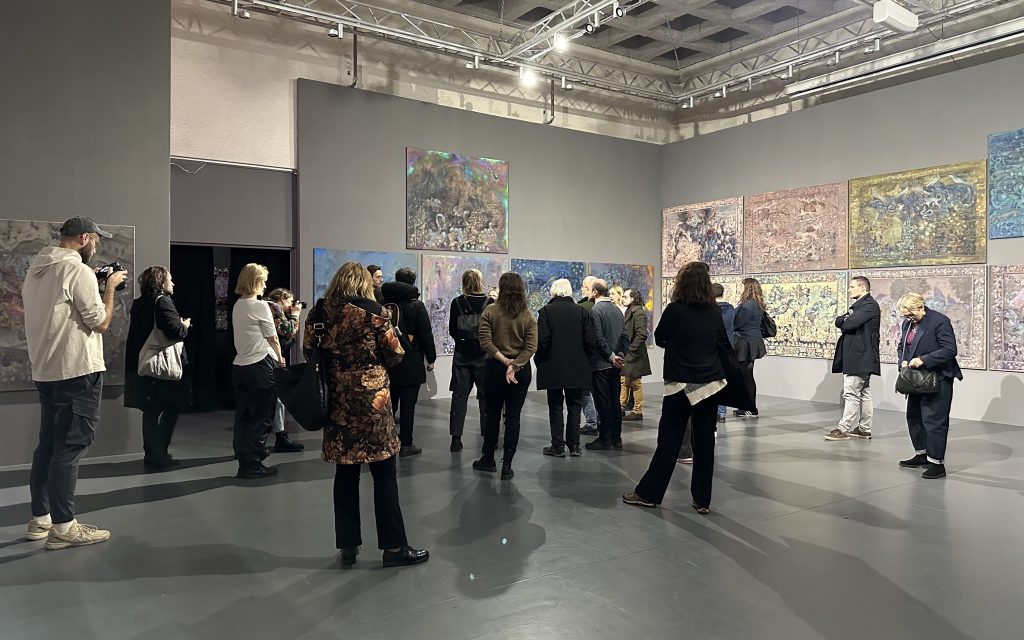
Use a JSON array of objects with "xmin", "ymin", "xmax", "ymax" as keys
[
  {"xmin": 826, "ymin": 276, "xmax": 881, "ymax": 442},
  {"xmin": 895, "ymin": 293, "xmax": 963, "ymax": 479}
]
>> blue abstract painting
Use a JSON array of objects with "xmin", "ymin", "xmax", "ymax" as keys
[
  {"xmin": 989, "ymin": 127, "xmax": 1024, "ymax": 239},
  {"xmin": 511, "ymin": 259, "xmax": 586, "ymax": 317},
  {"xmin": 312, "ymin": 248, "xmax": 419, "ymax": 300},
  {"xmin": 588, "ymin": 262, "xmax": 655, "ymax": 345}
]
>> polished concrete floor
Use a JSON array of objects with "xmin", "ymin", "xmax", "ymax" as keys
[{"xmin": 1, "ymin": 386, "xmax": 1023, "ymax": 640}]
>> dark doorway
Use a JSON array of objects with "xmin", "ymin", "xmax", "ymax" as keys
[{"xmin": 170, "ymin": 244, "xmax": 292, "ymax": 412}]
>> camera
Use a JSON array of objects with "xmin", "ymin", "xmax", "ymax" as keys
[
  {"xmin": 293, "ymin": 301, "xmax": 306, "ymax": 310},
  {"xmin": 97, "ymin": 261, "xmax": 128, "ymax": 292}
]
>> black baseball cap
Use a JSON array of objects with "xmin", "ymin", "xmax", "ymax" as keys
[{"xmin": 59, "ymin": 216, "xmax": 112, "ymax": 238}]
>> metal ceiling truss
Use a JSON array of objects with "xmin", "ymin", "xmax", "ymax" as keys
[{"xmin": 217, "ymin": 0, "xmax": 1022, "ymax": 108}]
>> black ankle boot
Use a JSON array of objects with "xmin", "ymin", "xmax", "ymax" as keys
[
  {"xmin": 450, "ymin": 436, "xmax": 463, "ymax": 452},
  {"xmin": 500, "ymin": 451, "xmax": 514, "ymax": 480},
  {"xmin": 274, "ymin": 432, "xmax": 304, "ymax": 453}
]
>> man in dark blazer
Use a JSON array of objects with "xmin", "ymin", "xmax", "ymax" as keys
[
  {"xmin": 895, "ymin": 293, "xmax": 962, "ymax": 479},
  {"xmin": 826, "ymin": 276, "xmax": 881, "ymax": 442}
]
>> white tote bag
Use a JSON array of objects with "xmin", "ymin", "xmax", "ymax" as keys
[{"xmin": 137, "ymin": 295, "xmax": 185, "ymax": 381}]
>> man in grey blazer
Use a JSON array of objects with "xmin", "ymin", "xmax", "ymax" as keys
[{"xmin": 585, "ymin": 280, "xmax": 628, "ymax": 451}]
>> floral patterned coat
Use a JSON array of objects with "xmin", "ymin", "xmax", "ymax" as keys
[{"xmin": 304, "ymin": 297, "xmax": 405, "ymax": 464}]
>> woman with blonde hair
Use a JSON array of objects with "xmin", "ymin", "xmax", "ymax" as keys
[
  {"xmin": 732, "ymin": 277, "xmax": 767, "ymax": 417},
  {"xmin": 231, "ymin": 263, "xmax": 284, "ymax": 479},
  {"xmin": 895, "ymin": 292, "xmax": 962, "ymax": 479},
  {"xmin": 447, "ymin": 268, "xmax": 491, "ymax": 452},
  {"xmin": 305, "ymin": 261, "xmax": 428, "ymax": 567}
]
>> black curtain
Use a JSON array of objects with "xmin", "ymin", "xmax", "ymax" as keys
[{"xmin": 169, "ymin": 245, "xmax": 217, "ymax": 411}]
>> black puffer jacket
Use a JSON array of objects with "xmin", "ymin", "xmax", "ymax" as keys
[{"xmin": 381, "ymin": 281, "xmax": 437, "ymax": 387}]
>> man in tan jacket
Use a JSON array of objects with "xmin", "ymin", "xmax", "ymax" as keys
[{"xmin": 22, "ymin": 217, "xmax": 127, "ymax": 550}]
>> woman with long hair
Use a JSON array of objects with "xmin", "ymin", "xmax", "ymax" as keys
[
  {"xmin": 620, "ymin": 288, "xmax": 651, "ymax": 422},
  {"xmin": 264, "ymin": 287, "xmax": 304, "ymax": 453},
  {"xmin": 124, "ymin": 266, "xmax": 190, "ymax": 472},
  {"xmin": 472, "ymin": 272, "xmax": 538, "ymax": 480},
  {"xmin": 733, "ymin": 277, "xmax": 767, "ymax": 417},
  {"xmin": 305, "ymin": 261, "xmax": 428, "ymax": 567},
  {"xmin": 623, "ymin": 262, "xmax": 733, "ymax": 513},
  {"xmin": 448, "ymin": 268, "xmax": 491, "ymax": 452}
]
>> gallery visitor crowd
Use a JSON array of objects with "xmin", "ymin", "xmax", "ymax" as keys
[{"xmin": 17, "ymin": 216, "xmax": 962, "ymax": 566}]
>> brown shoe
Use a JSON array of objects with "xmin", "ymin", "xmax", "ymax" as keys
[
  {"xmin": 824, "ymin": 429, "xmax": 850, "ymax": 441},
  {"xmin": 849, "ymin": 427, "xmax": 872, "ymax": 440},
  {"xmin": 622, "ymin": 491, "xmax": 656, "ymax": 508}
]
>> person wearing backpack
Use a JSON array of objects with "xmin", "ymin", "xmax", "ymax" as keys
[
  {"xmin": 447, "ymin": 269, "xmax": 491, "ymax": 452},
  {"xmin": 381, "ymin": 268, "xmax": 437, "ymax": 457}
]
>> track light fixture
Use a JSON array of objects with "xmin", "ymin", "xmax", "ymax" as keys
[
  {"xmin": 583, "ymin": 22, "xmax": 596, "ymax": 34},
  {"xmin": 465, "ymin": 55, "xmax": 480, "ymax": 69},
  {"xmin": 827, "ymin": 50, "xmax": 841, "ymax": 67},
  {"xmin": 864, "ymin": 38, "xmax": 881, "ymax": 55},
  {"xmin": 613, "ymin": 2, "xmax": 624, "ymax": 18},
  {"xmin": 328, "ymin": 24, "xmax": 343, "ymax": 38},
  {"xmin": 561, "ymin": 76, "xmax": 574, "ymax": 91},
  {"xmin": 741, "ymin": 78, "xmax": 752, "ymax": 92},
  {"xmin": 713, "ymin": 86, "xmax": 727, "ymax": 98},
  {"xmin": 237, "ymin": 8, "xmax": 251, "ymax": 18},
  {"xmin": 680, "ymin": 96, "xmax": 694, "ymax": 109}
]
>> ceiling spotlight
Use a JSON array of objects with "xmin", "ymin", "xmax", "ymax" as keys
[
  {"xmin": 681, "ymin": 96, "xmax": 694, "ymax": 109},
  {"xmin": 465, "ymin": 55, "xmax": 480, "ymax": 69},
  {"xmin": 584, "ymin": 22, "xmax": 596, "ymax": 34},
  {"xmin": 864, "ymin": 37, "xmax": 881, "ymax": 55},
  {"xmin": 613, "ymin": 2, "xmax": 624, "ymax": 18},
  {"xmin": 713, "ymin": 86, "xmax": 727, "ymax": 98},
  {"xmin": 328, "ymin": 24, "xmax": 342, "ymax": 38},
  {"xmin": 561, "ymin": 76, "xmax": 574, "ymax": 90},
  {"xmin": 554, "ymin": 34, "xmax": 569, "ymax": 51},
  {"xmin": 237, "ymin": 8, "xmax": 251, "ymax": 18},
  {"xmin": 519, "ymin": 67, "xmax": 538, "ymax": 87},
  {"xmin": 741, "ymin": 78, "xmax": 752, "ymax": 92},
  {"xmin": 827, "ymin": 50, "xmax": 841, "ymax": 67}
]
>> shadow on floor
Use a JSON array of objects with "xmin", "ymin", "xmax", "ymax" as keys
[{"xmin": 0, "ymin": 455, "xmax": 237, "ymax": 490}]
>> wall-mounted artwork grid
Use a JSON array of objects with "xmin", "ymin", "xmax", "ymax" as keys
[{"xmin": 744, "ymin": 182, "xmax": 848, "ymax": 273}]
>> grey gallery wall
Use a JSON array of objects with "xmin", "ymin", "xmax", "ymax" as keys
[
  {"xmin": 0, "ymin": 0, "xmax": 171, "ymax": 466},
  {"xmin": 660, "ymin": 52, "xmax": 1024, "ymax": 427}
]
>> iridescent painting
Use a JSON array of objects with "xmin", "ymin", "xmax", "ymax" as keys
[
  {"xmin": 406, "ymin": 148, "xmax": 509, "ymax": 254},
  {"xmin": 849, "ymin": 161, "xmax": 987, "ymax": 268},
  {"xmin": 0, "ymin": 219, "xmax": 135, "ymax": 390},
  {"xmin": 312, "ymin": 248, "xmax": 419, "ymax": 300},
  {"xmin": 988, "ymin": 128, "xmax": 1024, "ymax": 239},
  {"xmin": 990, "ymin": 265, "xmax": 1024, "ymax": 372},
  {"xmin": 854, "ymin": 266, "xmax": 986, "ymax": 369},
  {"xmin": 511, "ymin": 259, "xmax": 586, "ymax": 317},
  {"xmin": 758, "ymin": 271, "xmax": 848, "ymax": 359},
  {"xmin": 421, "ymin": 255, "xmax": 508, "ymax": 355},
  {"xmin": 744, "ymin": 182, "xmax": 849, "ymax": 273},
  {"xmin": 662, "ymin": 198, "xmax": 742, "ymax": 275}
]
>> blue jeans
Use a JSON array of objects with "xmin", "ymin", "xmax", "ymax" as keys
[{"xmin": 717, "ymin": 405, "xmax": 726, "ymax": 418}]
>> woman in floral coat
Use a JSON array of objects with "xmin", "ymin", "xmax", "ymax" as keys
[{"xmin": 304, "ymin": 261, "xmax": 429, "ymax": 569}]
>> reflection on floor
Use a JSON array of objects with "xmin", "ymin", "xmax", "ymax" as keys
[{"xmin": 1, "ymin": 386, "xmax": 1022, "ymax": 640}]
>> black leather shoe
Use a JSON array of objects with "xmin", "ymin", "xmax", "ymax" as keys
[
  {"xmin": 543, "ymin": 446, "xmax": 565, "ymax": 458},
  {"xmin": 580, "ymin": 426, "xmax": 599, "ymax": 435},
  {"xmin": 399, "ymin": 444, "xmax": 422, "ymax": 457},
  {"xmin": 500, "ymin": 463, "xmax": 514, "ymax": 480},
  {"xmin": 450, "ymin": 437, "xmax": 463, "ymax": 452},
  {"xmin": 922, "ymin": 463, "xmax": 946, "ymax": 479},
  {"xmin": 899, "ymin": 453, "xmax": 929, "ymax": 468},
  {"xmin": 236, "ymin": 463, "xmax": 279, "ymax": 479},
  {"xmin": 612, "ymin": 440, "xmax": 623, "ymax": 450},
  {"xmin": 382, "ymin": 546, "xmax": 429, "ymax": 567},
  {"xmin": 274, "ymin": 433, "xmax": 305, "ymax": 453},
  {"xmin": 144, "ymin": 458, "xmax": 180, "ymax": 473},
  {"xmin": 585, "ymin": 438, "xmax": 614, "ymax": 451},
  {"xmin": 340, "ymin": 546, "xmax": 359, "ymax": 566},
  {"xmin": 568, "ymin": 445, "xmax": 582, "ymax": 457},
  {"xmin": 472, "ymin": 458, "xmax": 497, "ymax": 472}
]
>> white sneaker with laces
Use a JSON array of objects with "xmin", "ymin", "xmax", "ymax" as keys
[
  {"xmin": 26, "ymin": 519, "xmax": 52, "ymax": 541},
  {"xmin": 45, "ymin": 520, "xmax": 111, "ymax": 550}
]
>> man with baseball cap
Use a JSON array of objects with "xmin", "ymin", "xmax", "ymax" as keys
[{"xmin": 21, "ymin": 216, "xmax": 127, "ymax": 550}]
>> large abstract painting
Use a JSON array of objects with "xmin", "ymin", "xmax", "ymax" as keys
[
  {"xmin": 406, "ymin": 148, "xmax": 509, "ymax": 254},
  {"xmin": 744, "ymin": 182, "xmax": 849, "ymax": 273},
  {"xmin": 988, "ymin": 128, "xmax": 1024, "ymax": 239},
  {"xmin": 758, "ymin": 271, "xmax": 848, "ymax": 359},
  {"xmin": 989, "ymin": 265, "xmax": 1024, "ymax": 372},
  {"xmin": 662, "ymin": 275, "xmax": 744, "ymax": 310},
  {"xmin": 312, "ymin": 248, "xmax": 419, "ymax": 300},
  {"xmin": 421, "ymin": 255, "xmax": 508, "ymax": 356},
  {"xmin": 849, "ymin": 160, "xmax": 987, "ymax": 268},
  {"xmin": 511, "ymin": 259, "xmax": 586, "ymax": 317},
  {"xmin": 662, "ymin": 198, "xmax": 742, "ymax": 275},
  {"xmin": 852, "ymin": 266, "xmax": 986, "ymax": 370},
  {"xmin": 0, "ymin": 219, "xmax": 135, "ymax": 391},
  {"xmin": 590, "ymin": 262, "xmax": 655, "ymax": 345}
]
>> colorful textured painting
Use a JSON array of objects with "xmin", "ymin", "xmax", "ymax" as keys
[
  {"xmin": 662, "ymin": 198, "xmax": 742, "ymax": 275},
  {"xmin": 988, "ymin": 128, "xmax": 1024, "ymax": 239},
  {"xmin": 989, "ymin": 265, "xmax": 1024, "ymax": 372},
  {"xmin": 406, "ymin": 148, "xmax": 509, "ymax": 254},
  {"xmin": 662, "ymin": 275, "xmax": 744, "ymax": 310},
  {"xmin": 312, "ymin": 248, "xmax": 419, "ymax": 300},
  {"xmin": 757, "ymin": 271, "xmax": 848, "ymax": 359},
  {"xmin": 0, "ymin": 219, "xmax": 135, "ymax": 391},
  {"xmin": 421, "ymin": 255, "xmax": 508, "ymax": 356},
  {"xmin": 511, "ymin": 259, "xmax": 586, "ymax": 317},
  {"xmin": 744, "ymin": 182, "xmax": 849, "ymax": 273},
  {"xmin": 849, "ymin": 160, "xmax": 987, "ymax": 268},
  {"xmin": 853, "ymin": 266, "xmax": 986, "ymax": 369}
]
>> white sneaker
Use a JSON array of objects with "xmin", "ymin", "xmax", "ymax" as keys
[
  {"xmin": 26, "ymin": 519, "xmax": 52, "ymax": 541},
  {"xmin": 45, "ymin": 520, "xmax": 111, "ymax": 550}
]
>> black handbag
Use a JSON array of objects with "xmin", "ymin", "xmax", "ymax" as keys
[
  {"xmin": 895, "ymin": 366, "xmax": 938, "ymax": 395},
  {"xmin": 273, "ymin": 302, "xmax": 330, "ymax": 431},
  {"xmin": 760, "ymin": 310, "xmax": 778, "ymax": 339}
]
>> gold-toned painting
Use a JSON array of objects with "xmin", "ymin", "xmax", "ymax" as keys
[
  {"xmin": 757, "ymin": 271, "xmax": 848, "ymax": 359},
  {"xmin": 849, "ymin": 160, "xmax": 987, "ymax": 268}
]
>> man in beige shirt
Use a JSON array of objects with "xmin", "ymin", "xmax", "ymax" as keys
[{"xmin": 22, "ymin": 217, "xmax": 127, "ymax": 550}]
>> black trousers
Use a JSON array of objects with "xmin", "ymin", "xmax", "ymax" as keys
[
  {"xmin": 142, "ymin": 409, "xmax": 179, "ymax": 466},
  {"xmin": 390, "ymin": 384, "xmax": 421, "ymax": 446},
  {"xmin": 592, "ymin": 368, "xmax": 623, "ymax": 443},
  {"xmin": 739, "ymin": 360, "xmax": 758, "ymax": 414},
  {"xmin": 636, "ymin": 391, "xmax": 718, "ymax": 508},
  {"xmin": 232, "ymin": 356, "xmax": 277, "ymax": 467},
  {"xmin": 547, "ymin": 388, "xmax": 584, "ymax": 449},
  {"xmin": 481, "ymin": 359, "xmax": 531, "ymax": 460},
  {"xmin": 449, "ymin": 360, "xmax": 487, "ymax": 437},
  {"xmin": 906, "ymin": 376, "xmax": 954, "ymax": 462},
  {"xmin": 333, "ymin": 456, "xmax": 409, "ymax": 550},
  {"xmin": 31, "ymin": 372, "xmax": 102, "ymax": 524}
]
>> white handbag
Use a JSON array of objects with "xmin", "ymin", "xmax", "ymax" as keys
[{"xmin": 138, "ymin": 295, "xmax": 185, "ymax": 381}]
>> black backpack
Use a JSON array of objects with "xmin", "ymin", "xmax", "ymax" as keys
[{"xmin": 455, "ymin": 296, "xmax": 484, "ymax": 357}]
